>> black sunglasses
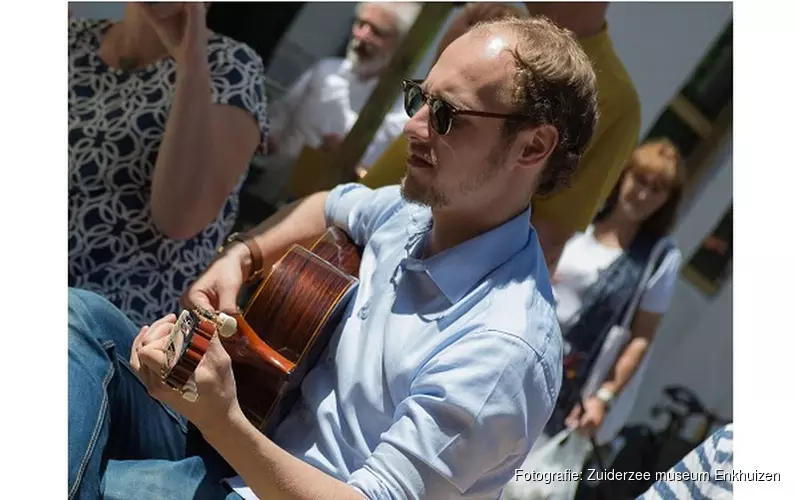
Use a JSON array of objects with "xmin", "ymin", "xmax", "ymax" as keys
[{"xmin": 401, "ymin": 79, "xmax": 528, "ymax": 135}]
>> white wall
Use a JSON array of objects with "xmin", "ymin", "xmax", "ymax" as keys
[
  {"xmin": 605, "ymin": 2, "xmax": 732, "ymax": 134},
  {"xmin": 265, "ymin": 3, "xmax": 358, "ymax": 88},
  {"xmin": 279, "ymin": 3, "xmax": 355, "ymax": 61}
]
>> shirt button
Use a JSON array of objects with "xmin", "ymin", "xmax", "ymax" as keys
[{"xmin": 358, "ymin": 301, "xmax": 370, "ymax": 320}]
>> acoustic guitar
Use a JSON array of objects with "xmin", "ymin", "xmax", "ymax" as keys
[{"xmin": 161, "ymin": 227, "xmax": 362, "ymax": 436}]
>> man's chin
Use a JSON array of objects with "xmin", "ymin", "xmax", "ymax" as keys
[
  {"xmin": 400, "ymin": 176, "xmax": 448, "ymax": 208},
  {"xmin": 399, "ymin": 177, "xmax": 425, "ymax": 206}
]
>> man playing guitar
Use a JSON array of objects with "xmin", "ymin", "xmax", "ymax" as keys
[{"xmin": 68, "ymin": 15, "xmax": 598, "ymax": 500}]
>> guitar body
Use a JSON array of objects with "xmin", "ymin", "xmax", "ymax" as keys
[
  {"xmin": 163, "ymin": 227, "xmax": 361, "ymax": 437},
  {"xmin": 228, "ymin": 227, "xmax": 361, "ymax": 435}
]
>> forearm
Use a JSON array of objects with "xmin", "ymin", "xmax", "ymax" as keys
[
  {"xmin": 244, "ymin": 191, "xmax": 330, "ymax": 265},
  {"xmin": 150, "ymin": 55, "xmax": 219, "ymax": 238},
  {"xmin": 203, "ymin": 410, "xmax": 362, "ymax": 500},
  {"xmin": 601, "ymin": 337, "xmax": 650, "ymax": 394}
]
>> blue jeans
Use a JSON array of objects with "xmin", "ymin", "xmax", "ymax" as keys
[{"xmin": 68, "ymin": 288, "xmax": 242, "ymax": 500}]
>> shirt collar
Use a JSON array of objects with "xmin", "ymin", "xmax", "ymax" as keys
[{"xmin": 403, "ymin": 205, "xmax": 536, "ymax": 304}]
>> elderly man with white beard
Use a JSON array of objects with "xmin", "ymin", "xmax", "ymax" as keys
[{"xmin": 266, "ymin": 2, "xmax": 421, "ymax": 179}]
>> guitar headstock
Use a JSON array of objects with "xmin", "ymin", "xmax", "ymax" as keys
[
  {"xmin": 160, "ymin": 307, "xmax": 240, "ymax": 402},
  {"xmin": 190, "ymin": 306, "xmax": 239, "ymax": 339},
  {"xmin": 163, "ymin": 309, "xmax": 197, "ymax": 372}
]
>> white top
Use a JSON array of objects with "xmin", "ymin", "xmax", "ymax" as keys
[
  {"xmin": 269, "ymin": 58, "xmax": 408, "ymax": 169},
  {"xmin": 552, "ymin": 225, "xmax": 682, "ymax": 327}
]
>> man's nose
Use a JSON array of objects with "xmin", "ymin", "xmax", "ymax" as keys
[
  {"xmin": 403, "ymin": 104, "xmax": 433, "ymax": 142},
  {"xmin": 353, "ymin": 23, "xmax": 373, "ymax": 42}
]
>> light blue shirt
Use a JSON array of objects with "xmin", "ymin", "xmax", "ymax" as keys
[{"xmin": 228, "ymin": 183, "xmax": 563, "ymax": 500}]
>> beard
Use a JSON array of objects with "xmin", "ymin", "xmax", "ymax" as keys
[
  {"xmin": 345, "ymin": 38, "xmax": 390, "ymax": 78},
  {"xmin": 400, "ymin": 173, "xmax": 450, "ymax": 208},
  {"xmin": 400, "ymin": 141, "xmax": 510, "ymax": 209}
]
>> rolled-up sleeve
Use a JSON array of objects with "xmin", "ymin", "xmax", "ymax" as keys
[
  {"xmin": 347, "ymin": 330, "xmax": 559, "ymax": 499},
  {"xmin": 324, "ymin": 183, "xmax": 404, "ymax": 247}
]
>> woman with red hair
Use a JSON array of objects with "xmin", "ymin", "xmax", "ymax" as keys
[{"xmin": 504, "ymin": 138, "xmax": 688, "ymax": 499}]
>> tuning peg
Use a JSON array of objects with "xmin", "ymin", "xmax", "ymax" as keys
[{"xmin": 217, "ymin": 312, "xmax": 238, "ymax": 338}]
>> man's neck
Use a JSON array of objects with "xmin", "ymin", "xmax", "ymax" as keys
[{"xmin": 425, "ymin": 200, "xmax": 529, "ymax": 258}]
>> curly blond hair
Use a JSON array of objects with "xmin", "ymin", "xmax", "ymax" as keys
[{"xmin": 471, "ymin": 16, "xmax": 600, "ymax": 196}]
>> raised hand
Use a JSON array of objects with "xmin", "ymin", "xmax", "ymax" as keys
[{"xmin": 137, "ymin": 2, "xmax": 209, "ymax": 64}]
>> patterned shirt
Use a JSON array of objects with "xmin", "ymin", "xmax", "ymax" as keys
[
  {"xmin": 638, "ymin": 424, "xmax": 733, "ymax": 500},
  {"xmin": 68, "ymin": 19, "xmax": 269, "ymax": 325}
]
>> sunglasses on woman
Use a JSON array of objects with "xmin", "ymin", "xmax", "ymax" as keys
[{"xmin": 401, "ymin": 79, "xmax": 529, "ymax": 136}]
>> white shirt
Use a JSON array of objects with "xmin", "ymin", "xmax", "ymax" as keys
[
  {"xmin": 552, "ymin": 225, "xmax": 682, "ymax": 327},
  {"xmin": 269, "ymin": 58, "xmax": 408, "ymax": 169}
]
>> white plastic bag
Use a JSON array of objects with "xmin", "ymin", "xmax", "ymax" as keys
[{"xmin": 502, "ymin": 429, "xmax": 593, "ymax": 500}]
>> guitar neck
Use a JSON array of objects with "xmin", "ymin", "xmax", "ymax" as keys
[{"xmin": 229, "ymin": 313, "xmax": 297, "ymax": 376}]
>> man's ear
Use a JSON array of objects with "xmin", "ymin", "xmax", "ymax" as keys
[{"xmin": 515, "ymin": 124, "xmax": 559, "ymax": 170}]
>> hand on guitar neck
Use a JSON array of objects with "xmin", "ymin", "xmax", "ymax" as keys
[
  {"xmin": 164, "ymin": 227, "xmax": 360, "ymax": 436},
  {"xmin": 140, "ymin": 185, "xmax": 363, "ymax": 439},
  {"xmin": 129, "ymin": 303, "xmax": 298, "ymax": 439},
  {"xmin": 137, "ymin": 191, "xmax": 360, "ymax": 437},
  {"xmin": 130, "ymin": 312, "xmax": 242, "ymax": 436}
]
